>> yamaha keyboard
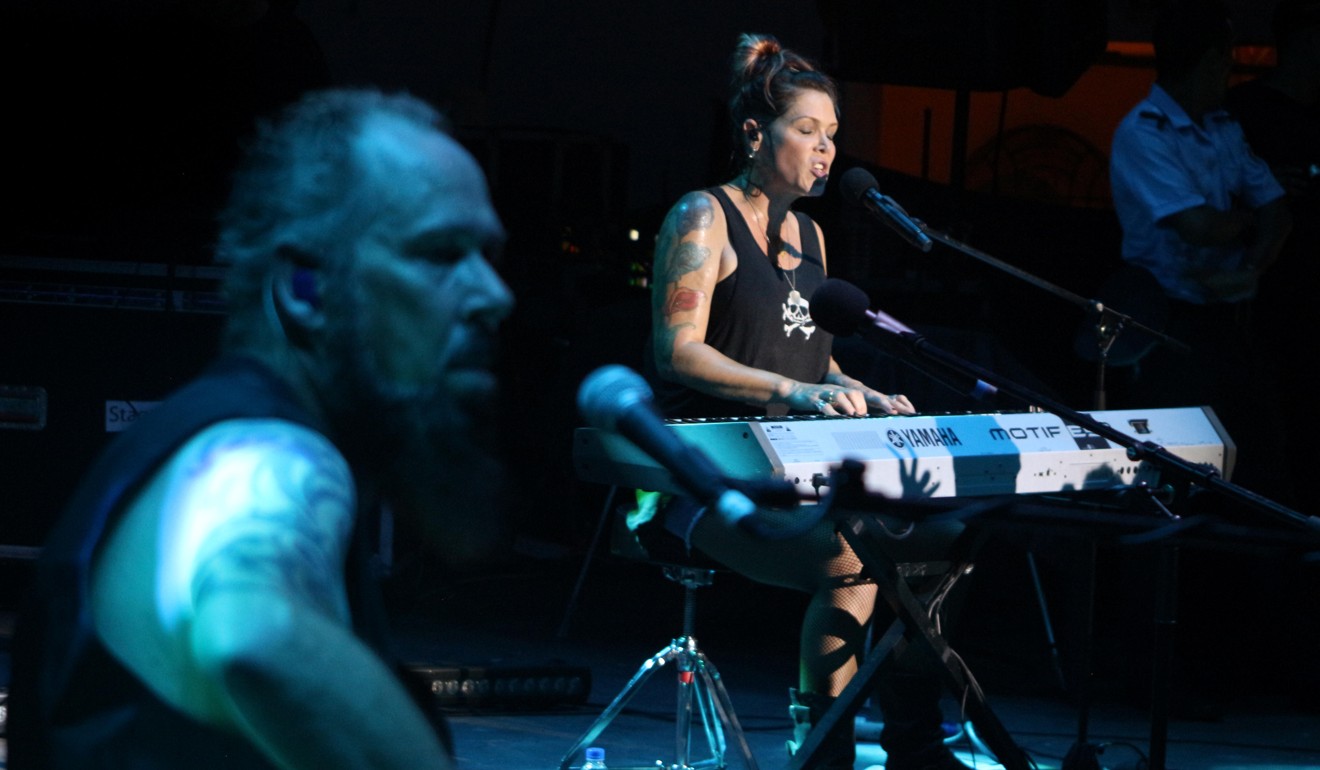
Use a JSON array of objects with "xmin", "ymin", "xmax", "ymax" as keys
[{"xmin": 573, "ymin": 407, "xmax": 1234, "ymax": 500}]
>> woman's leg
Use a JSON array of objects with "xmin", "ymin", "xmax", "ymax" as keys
[
  {"xmin": 689, "ymin": 504, "xmax": 969, "ymax": 770},
  {"xmin": 689, "ymin": 508, "xmax": 875, "ymax": 696},
  {"xmin": 689, "ymin": 507, "xmax": 869, "ymax": 768}
]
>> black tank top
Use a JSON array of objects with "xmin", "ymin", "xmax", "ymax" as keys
[
  {"xmin": 653, "ymin": 186, "xmax": 833, "ymax": 418},
  {"xmin": 8, "ymin": 355, "xmax": 451, "ymax": 768}
]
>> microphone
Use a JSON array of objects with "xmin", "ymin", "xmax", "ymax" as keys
[
  {"xmin": 576, "ymin": 365, "xmax": 759, "ymax": 529},
  {"xmin": 811, "ymin": 279, "xmax": 998, "ymax": 402},
  {"xmin": 841, "ymin": 167, "xmax": 933, "ymax": 253}
]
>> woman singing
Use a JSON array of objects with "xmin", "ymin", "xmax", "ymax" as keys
[{"xmin": 636, "ymin": 33, "xmax": 967, "ymax": 770}]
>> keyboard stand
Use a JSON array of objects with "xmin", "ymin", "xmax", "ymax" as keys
[{"xmin": 786, "ymin": 465, "xmax": 1034, "ymax": 770}]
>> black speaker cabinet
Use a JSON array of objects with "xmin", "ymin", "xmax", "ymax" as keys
[{"xmin": 0, "ymin": 263, "xmax": 224, "ymax": 549}]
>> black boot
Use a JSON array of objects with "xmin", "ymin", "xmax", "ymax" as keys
[
  {"xmin": 873, "ymin": 673, "xmax": 966, "ymax": 770},
  {"xmin": 787, "ymin": 688, "xmax": 856, "ymax": 769}
]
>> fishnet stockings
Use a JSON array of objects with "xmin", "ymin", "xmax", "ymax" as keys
[{"xmin": 689, "ymin": 506, "xmax": 876, "ymax": 697}]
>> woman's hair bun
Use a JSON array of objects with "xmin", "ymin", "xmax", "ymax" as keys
[{"xmin": 735, "ymin": 33, "xmax": 783, "ymax": 77}]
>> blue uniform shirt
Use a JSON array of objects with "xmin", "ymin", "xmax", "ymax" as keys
[{"xmin": 1110, "ymin": 84, "xmax": 1284, "ymax": 304}]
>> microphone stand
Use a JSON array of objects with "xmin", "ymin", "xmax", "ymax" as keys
[
  {"xmin": 902, "ymin": 217, "xmax": 1193, "ymax": 770},
  {"xmin": 862, "ymin": 320, "xmax": 1320, "ymax": 770},
  {"xmin": 913, "ymin": 221, "xmax": 1188, "ymax": 409},
  {"xmin": 903, "ymin": 218, "xmax": 1189, "ymax": 768}
]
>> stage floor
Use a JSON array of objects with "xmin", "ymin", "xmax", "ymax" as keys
[
  {"xmin": 2, "ymin": 536, "xmax": 1317, "ymax": 770},
  {"xmin": 388, "ymin": 540, "xmax": 1320, "ymax": 770}
]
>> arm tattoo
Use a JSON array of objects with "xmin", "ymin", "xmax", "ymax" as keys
[
  {"xmin": 676, "ymin": 198, "xmax": 714, "ymax": 234},
  {"xmin": 664, "ymin": 287, "xmax": 702, "ymax": 316},
  {"xmin": 654, "ymin": 193, "xmax": 715, "ymax": 356},
  {"xmin": 664, "ymin": 242, "xmax": 709, "ymax": 283},
  {"xmin": 188, "ymin": 425, "xmax": 355, "ymax": 620},
  {"xmin": 656, "ymin": 194, "xmax": 714, "ymax": 284}
]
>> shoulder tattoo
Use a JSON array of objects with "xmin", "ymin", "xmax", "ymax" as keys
[
  {"xmin": 675, "ymin": 194, "xmax": 714, "ymax": 234},
  {"xmin": 656, "ymin": 194, "xmax": 714, "ymax": 284},
  {"xmin": 185, "ymin": 423, "xmax": 355, "ymax": 619}
]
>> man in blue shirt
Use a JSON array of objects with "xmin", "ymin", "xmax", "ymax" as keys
[
  {"xmin": 1111, "ymin": 4, "xmax": 1290, "ymax": 307},
  {"xmin": 1109, "ymin": 2, "xmax": 1290, "ymax": 462},
  {"xmin": 1107, "ymin": 0, "xmax": 1294, "ymax": 714}
]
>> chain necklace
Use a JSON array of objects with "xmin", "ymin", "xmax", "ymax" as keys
[
  {"xmin": 781, "ymin": 257, "xmax": 798, "ymax": 294},
  {"xmin": 741, "ymin": 185, "xmax": 797, "ymax": 292}
]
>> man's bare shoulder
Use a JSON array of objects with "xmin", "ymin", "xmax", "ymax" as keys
[
  {"xmin": 103, "ymin": 417, "xmax": 358, "ymax": 624},
  {"xmin": 90, "ymin": 418, "xmax": 358, "ymax": 715},
  {"xmin": 167, "ymin": 418, "xmax": 358, "ymax": 596},
  {"xmin": 177, "ymin": 418, "xmax": 348, "ymax": 476}
]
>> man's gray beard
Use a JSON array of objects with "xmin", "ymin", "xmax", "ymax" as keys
[
  {"xmin": 322, "ymin": 308, "xmax": 510, "ymax": 565},
  {"xmin": 318, "ymin": 284, "xmax": 460, "ymax": 462}
]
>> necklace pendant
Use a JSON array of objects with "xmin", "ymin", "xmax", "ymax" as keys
[{"xmin": 780, "ymin": 264, "xmax": 798, "ymax": 289}]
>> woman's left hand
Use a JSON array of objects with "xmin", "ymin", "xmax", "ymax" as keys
[
  {"xmin": 875, "ymin": 391, "xmax": 915, "ymax": 414},
  {"xmin": 861, "ymin": 388, "xmax": 914, "ymax": 415},
  {"xmin": 811, "ymin": 383, "xmax": 915, "ymax": 416}
]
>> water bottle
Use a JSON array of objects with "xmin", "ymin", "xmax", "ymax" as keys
[{"xmin": 581, "ymin": 746, "xmax": 608, "ymax": 769}]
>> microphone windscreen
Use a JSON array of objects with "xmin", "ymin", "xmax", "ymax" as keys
[
  {"xmin": 577, "ymin": 364, "xmax": 653, "ymax": 432},
  {"xmin": 840, "ymin": 167, "xmax": 880, "ymax": 204},
  {"xmin": 809, "ymin": 279, "xmax": 871, "ymax": 337}
]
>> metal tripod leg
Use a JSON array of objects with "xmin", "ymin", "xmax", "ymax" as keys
[
  {"xmin": 558, "ymin": 634, "xmax": 759, "ymax": 770},
  {"xmin": 558, "ymin": 638, "xmax": 680, "ymax": 770},
  {"xmin": 676, "ymin": 636, "xmax": 758, "ymax": 769}
]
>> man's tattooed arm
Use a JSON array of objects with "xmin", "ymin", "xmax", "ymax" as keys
[{"xmin": 187, "ymin": 421, "xmax": 355, "ymax": 622}]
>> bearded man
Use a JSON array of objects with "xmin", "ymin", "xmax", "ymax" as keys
[{"xmin": 8, "ymin": 87, "xmax": 515, "ymax": 770}]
